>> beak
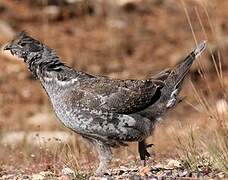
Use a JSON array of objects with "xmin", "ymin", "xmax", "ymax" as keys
[{"xmin": 3, "ymin": 44, "xmax": 12, "ymax": 50}]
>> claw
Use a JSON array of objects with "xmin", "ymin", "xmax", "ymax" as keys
[
  {"xmin": 145, "ymin": 150, "xmax": 151, "ymax": 158},
  {"xmin": 146, "ymin": 143, "xmax": 154, "ymax": 148},
  {"xmin": 138, "ymin": 141, "xmax": 154, "ymax": 166}
]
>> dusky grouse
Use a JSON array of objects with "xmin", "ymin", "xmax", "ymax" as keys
[{"xmin": 4, "ymin": 32, "xmax": 206, "ymax": 175}]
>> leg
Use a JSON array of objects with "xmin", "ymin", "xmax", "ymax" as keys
[
  {"xmin": 88, "ymin": 139, "xmax": 112, "ymax": 176},
  {"xmin": 95, "ymin": 141, "xmax": 112, "ymax": 175},
  {"xmin": 138, "ymin": 139, "xmax": 153, "ymax": 166}
]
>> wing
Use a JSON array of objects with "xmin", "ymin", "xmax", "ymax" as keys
[
  {"xmin": 45, "ymin": 65, "xmax": 164, "ymax": 115},
  {"xmin": 72, "ymin": 77, "xmax": 164, "ymax": 114}
]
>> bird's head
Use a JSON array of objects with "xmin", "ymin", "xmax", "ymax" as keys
[{"xmin": 4, "ymin": 31, "xmax": 44, "ymax": 62}]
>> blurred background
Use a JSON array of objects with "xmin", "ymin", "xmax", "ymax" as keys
[{"xmin": 0, "ymin": 0, "xmax": 227, "ymax": 177}]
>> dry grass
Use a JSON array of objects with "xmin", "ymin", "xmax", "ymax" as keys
[{"xmin": 176, "ymin": 0, "xmax": 228, "ymax": 174}]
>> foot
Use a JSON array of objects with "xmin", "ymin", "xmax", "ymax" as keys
[
  {"xmin": 145, "ymin": 143, "xmax": 153, "ymax": 157},
  {"xmin": 95, "ymin": 164, "xmax": 111, "ymax": 176},
  {"xmin": 88, "ymin": 139, "xmax": 112, "ymax": 176},
  {"xmin": 138, "ymin": 141, "xmax": 154, "ymax": 166}
]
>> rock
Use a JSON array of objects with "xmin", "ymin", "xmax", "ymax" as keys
[
  {"xmin": 62, "ymin": 167, "xmax": 75, "ymax": 176},
  {"xmin": 153, "ymin": 162, "xmax": 164, "ymax": 169},
  {"xmin": 178, "ymin": 170, "xmax": 188, "ymax": 177},
  {"xmin": 164, "ymin": 170, "xmax": 172, "ymax": 176},
  {"xmin": 139, "ymin": 166, "xmax": 151, "ymax": 177},
  {"xmin": 89, "ymin": 176, "xmax": 110, "ymax": 180},
  {"xmin": 217, "ymin": 172, "xmax": 225, "ymax": 178},
  {"xmin": 61, "ymin": 167, "xmax": 75, "ymax": 180},
  {"xmin": 114, "ymin": 0, "xmax": 142, "ymax": 7},
  {"xmin": 43, "ymin": 6, "xmax": 60, "ymax": 20},
  {"xmin": 165, "ymin": 159, "xmax": 181, "ymax": 169},
  {"xmin": 106, "ymin": 19, "xmax": 126, "ymax": 29},
  {"xmin": 128, "ymin": 174, "xmax": 142, "ymax": 179},
  {"xmin": 0, "ymin": 21, "xmax": 16, "ymax": 39},
  {"xmin": 22, "ymin": 175, "xmax": 30, "ymax": 179},
  {"xmin": 31, "ymin": 171, "xmax": 54, "ymax": 180},
  {"xmin": 171, "ymin": 169, "xmax": 179, "ymax": 177},
  {"xmin": 0, "ymin": 174, "xmax": 14, "ymax": 180},
  {"xmin": 58, "ymin": 175, "xmax": 70, "ymax": 180},
  {"xmin": 66, "ymin": 0, "xmax": 83, "ymax": 3},
  {"xmin": 31, "ymin": 173, "xmax": 45, "ymax": 180},
  {"xmin": 192, "ymin": 172, "xmax": 199, "ymax": 178},
  {"xmin": 118, "ymin": 169, "xmax": 125, "ymax": 175},
  {"xmin": 0, "ymin": 3, "xmax": 6, "ymax": 13},
  {"xmin": 197, "ymin": 172, "xmax": 204, "ymax": 178}
]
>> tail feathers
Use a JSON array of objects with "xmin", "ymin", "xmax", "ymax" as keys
[
  {"xmin": 193, "ymin": 41, "xmax": 207, "ymax": 59},
  {"xmin": 170, "ymin": 41, "xmax": 206, "ymax": 86}
]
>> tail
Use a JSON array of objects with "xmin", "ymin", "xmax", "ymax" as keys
[
  {"xmin": 169, "ymin": 41, "xmax": 207, "ymax": 86},
  {"xmin": 164, "ymin": 41, "xmax": 206, "ymax": 109}
]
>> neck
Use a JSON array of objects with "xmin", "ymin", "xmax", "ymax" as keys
[
  {"xmin": 26, "ymin": 47, "xmax": 65, "ymax": 78},
  {"xmin": 25, "ymin": 47, "xmax": 94, "ymax": 99}
]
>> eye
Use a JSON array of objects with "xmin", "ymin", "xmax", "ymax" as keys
[{"xmin": 20, "ymin": 42, "xmax": 26, "ymax": 47}]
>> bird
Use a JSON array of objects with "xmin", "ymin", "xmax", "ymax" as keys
[{"xmin": 4, "ymin": 31, "xmax": 206, "ymax": 175}]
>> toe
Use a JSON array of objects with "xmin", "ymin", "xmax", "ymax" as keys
[
  {"xmin": 146, "ymin": 144, "xmax": 154, "ymax": 148},
  {"xmin": 95, "ymin": 167, "xmax": 111, "ymax": 176},
  {"xmin": 145, "ymin": 150, "xmax": 151, "ymax": 158}
]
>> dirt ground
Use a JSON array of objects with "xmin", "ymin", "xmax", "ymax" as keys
[{"xmin": 0, "ymin": 0, "xmax": 227, "ymax": 179}]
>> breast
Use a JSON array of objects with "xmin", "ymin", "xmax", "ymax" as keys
[{"xmin": 51, "ymin": 100, "xmax": 84, "ymax": 133}]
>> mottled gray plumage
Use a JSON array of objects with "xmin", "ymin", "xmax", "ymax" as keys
[{"xmin": 4, "ymin": 32, "xmax": 206, "ymax": 175}]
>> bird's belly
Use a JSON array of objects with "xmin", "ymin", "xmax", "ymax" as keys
[
  {"xmin": 51, "ymin": 102, "xmax": 116, "ymax": 135},
  {"xmin": 51, "ymin": 103, "xmax": 87, "ymax": 134},
  {"xmin": 51, "ymin": 99, "xmax": 155, "ymax": 143}
]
